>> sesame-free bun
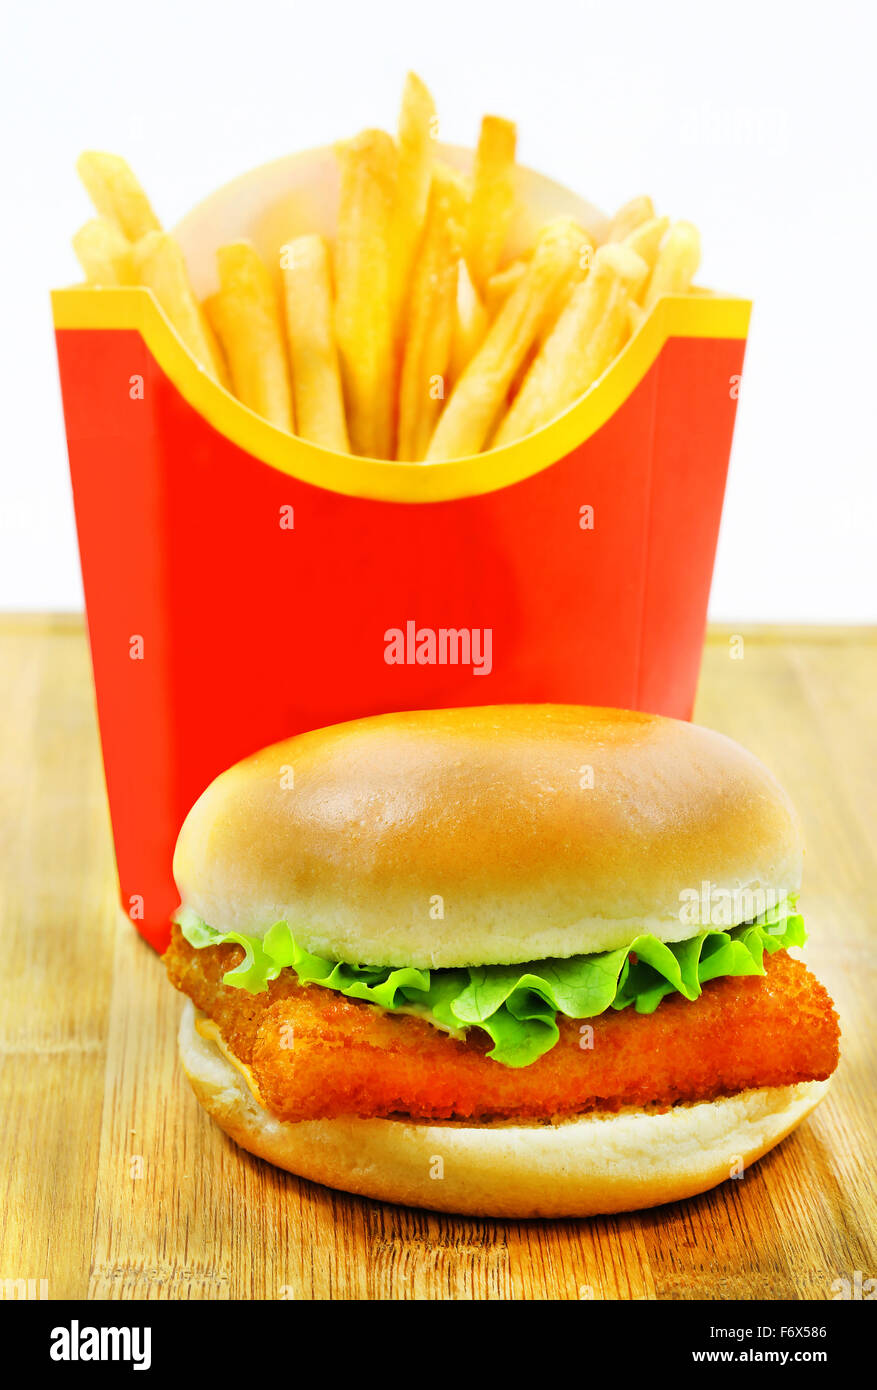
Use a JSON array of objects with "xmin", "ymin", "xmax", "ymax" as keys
[
  {"xmin": 173, "ymin": 705, "xmax": 802, "ymax": 969},
  {"xmin": 179, "ymin": 1001, "xmax": 828, "ymax": 1218}
]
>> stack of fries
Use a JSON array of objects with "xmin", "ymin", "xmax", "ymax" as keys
[{"xmin": 72, "ymin": 73, "xmax": 701, "ymax": 463}]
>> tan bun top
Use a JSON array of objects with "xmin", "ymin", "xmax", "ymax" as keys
[{"xmin": 173, "ymin": 705, "xmax": 803, "ymax": 969}]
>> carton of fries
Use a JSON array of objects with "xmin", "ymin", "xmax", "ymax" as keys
[{"xmin": 53, "ymin": 130, "xmax": 749, "ymax": 951}]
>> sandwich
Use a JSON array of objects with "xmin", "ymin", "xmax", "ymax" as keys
[{"xmin": 164, "ymin": 704, "xmax": 839, "ymax": 1218}]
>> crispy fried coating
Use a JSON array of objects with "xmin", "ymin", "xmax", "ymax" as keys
[{"xmin": 164, "ymin": 925, "xmax": 839, "ymax": 1123}]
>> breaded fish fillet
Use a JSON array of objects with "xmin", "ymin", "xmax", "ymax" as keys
[{"xmin": 164, "ymin": 926, "xmax": 839, "ymax": 1123}]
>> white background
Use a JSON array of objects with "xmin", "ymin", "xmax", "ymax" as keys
[{"xmin": 2, "ymin": 0, "xmax": 875, "ymax": 619}]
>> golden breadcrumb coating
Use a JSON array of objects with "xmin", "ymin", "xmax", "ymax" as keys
[{"xmin": 164, "ymin": 925, "xmax": 839, "ymax": 1123}]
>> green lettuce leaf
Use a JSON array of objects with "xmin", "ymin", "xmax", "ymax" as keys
[{"xmin": 175, "ymin": 899, "xmax": 804, "ymax": 1069}]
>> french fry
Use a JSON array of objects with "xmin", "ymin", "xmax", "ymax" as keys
[
  {"xmin": 623, "ymin": 215, "xmax": 670, "ymax": 277},
  {"xmin": 538, "ymin": 232, "xmax": 593, "ymax": 341},
  {"xmin": 72, "ymin": 217, "xmax": 136, "ymax": 285},
  {"xmin": 280, "ymin": 235, "xmax": 349, "ymax": 453},
  {"xmin": 605, "ymin": 194, "xmax": 654, "ymax": 243},
  {"xmin": 334, "ymin": 129, "xmax": 398, "ymax": 458},
  {"xmin": 426, "ymin": 217, "xmax": 585, "ymax": 461},
  {"xmin": 206, "ymin": 242, "xmax": 293, "ymax": 431},
  {"xmin": 465, "ymin": 115, "xmax": 517, "ymax": 293},
  {"xmin": 508, "ymin": 231, "xmax": 593, "ymax": 403},
  {"xmin": 391, "ymin": 72, "xmax": 437, "ymax": 332},
  {"xmin": 449, "ymin": 259, "xmax": 489, "ymax": 385},
  {"xmin": 76, "ymin": 152, "xmax": 161, "ymax": 241},
  {"xmin": 132, "ymin": 230, "xmax": 226, "ymax": 383},
  {"xmin": 71, "ymin": 89, "xmax": 710, "ymax": 465},
  {"xmin": 492, "ymin": 244, "xmax": 647, "ymax": 448},
  {"xmin": 642, "ymin": 220, "xmax": 701, "ymax": 310},
  {"xmin": 396, "ymin": 169, "xmax": 466, "ymax": 461},
  {"xmin": 484, "ymin": 259, "xmax": 527, "ymax": 318},
  {"xmin": 627, "ymin": 299, "xmax": 646, "ymax": 335},
  {"xmin": 436, "ymin": 160, "xmax": 470, "ymax": 200}
]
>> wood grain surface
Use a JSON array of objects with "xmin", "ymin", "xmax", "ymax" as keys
[{"xmin": 1, "ymin": 615, "xmax": 875, "ymax": 1300}]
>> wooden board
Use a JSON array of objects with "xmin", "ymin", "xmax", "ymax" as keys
[{"xmin": 1, "ymin": 615, "xmax": 875, "ymax": 1300}]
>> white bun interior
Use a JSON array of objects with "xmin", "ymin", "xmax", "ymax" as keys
[{"xmin": 179, "ymin": 1001, "xmax": 828, "ymax": 1219}]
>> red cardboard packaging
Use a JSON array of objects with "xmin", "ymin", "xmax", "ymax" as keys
[{"xmin": 53, "ymin": 147, "xmax": 749, "ymax": 950}]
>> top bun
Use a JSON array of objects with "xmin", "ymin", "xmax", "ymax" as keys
[{"xmin": 173, "ymin": 705, "xmax": 802, "ymax": 969}]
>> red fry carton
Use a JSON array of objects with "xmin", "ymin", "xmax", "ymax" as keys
[{"xmin": 52, "ymin": 146, "xmax": 749, "ymax": 951}]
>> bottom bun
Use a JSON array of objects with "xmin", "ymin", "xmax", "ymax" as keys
[{"xmin": 178, "ymin": 1001, "xmax": 830, "ymax": 1218}]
